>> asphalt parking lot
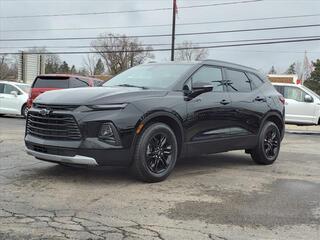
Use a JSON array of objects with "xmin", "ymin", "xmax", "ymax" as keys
[{"xmin": 0, "ymin": 116, "xmax": 319, "ymax": 240}]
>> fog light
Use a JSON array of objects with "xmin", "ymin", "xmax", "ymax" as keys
[
  {"xmin": 100, "ymin": 123, "xmax": 114, "ymax": 138},
  {"xmin": 99, "ymin": 123, "xmax": 120, "ymax": 145}
]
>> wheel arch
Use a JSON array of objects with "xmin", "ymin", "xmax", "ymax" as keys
[
  {"xmin": 131, "ymin": 110, "xmax": 185, "ymax": 158},
  {"xmin": 260, "ymin": 111, "xmax": 285, "ymax": 140}
]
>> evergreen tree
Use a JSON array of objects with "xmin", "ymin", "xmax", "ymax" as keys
[
  {"xmin": 304, "ymin": 59, "xmax": 320, "ymax": 95},
  {"xmin": 94, "ymin": 58, "xmax": 105, "ymax": 75},
  {"xmin": 269, "ymin": 66, "xmax": 277, "ymax": 74},
  {"xmin": 308, "ymin": 59, "xmax": 320, "ymax": 82},
  {"xmin": 59, "ymin": 61, "xmax": 70, "ymax": 73},
  {"xmin": 286, "ymin": 63, "xmax": 296, "ymax": 74}
]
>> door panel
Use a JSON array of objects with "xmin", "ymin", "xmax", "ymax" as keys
[
  {"xmin": 224, "ymin": 69, "xmax": 268, "ymax": 148},
  {"xmin": 184, "ymin": 65, "xmax": 233, "ymax": 155},
  {"xmin": 283, "ymin": 86, "xmax": 316, "ymax": 124},
  {"xmin": 186, "ymin": 92, "xmax": 233, "ymax": 155},
  {"xmin": 1, "ymin": 84, "xmax": 21, "ymax": 114},
  {"xmin": 228, "ymin": 89, "xmax": 269, "ymax": 137}
]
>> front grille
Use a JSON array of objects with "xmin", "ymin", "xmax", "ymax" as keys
[{"xmin": 27, "ymin": 112, "xmax": 81, "ymax": 140}]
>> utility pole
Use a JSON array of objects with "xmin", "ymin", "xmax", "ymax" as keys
[{"xmin": 170, "ymin": 0, "xmax": 177, "ymax": 61}]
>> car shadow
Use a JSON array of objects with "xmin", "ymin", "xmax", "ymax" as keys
[{"xmin": 21, "ymin": 152, "xmax": 253, "ymax": 184}]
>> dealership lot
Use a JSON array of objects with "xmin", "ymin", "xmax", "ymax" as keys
[{"xmin": 0, "ymin": 116, "xmax": 319, "ymax": 240}]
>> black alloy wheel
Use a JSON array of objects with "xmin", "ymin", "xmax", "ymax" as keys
[
  {"xmin": 251, "ymin": 121, "xmax": 281, "ymax": 165},
  {"xmin": 146, "ymin": 133, "xmax": 173, "ymax": 174},
  {"xmin": 131, "ymin": 122, "xmax": 178, "ymax": 182},
  {"xmin": 263, "ymin": 128, "xmax": 279, "ymax": 159}
]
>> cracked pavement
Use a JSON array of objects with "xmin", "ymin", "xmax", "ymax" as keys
[{"xmin": 0, "ymin": 116, "xmax": 320, "ymax": 239}]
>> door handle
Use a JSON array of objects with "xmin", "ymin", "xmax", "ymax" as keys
[
  {"xmin": 220, "ymin": 99, "xmax": 231, "ymax": 105},
  {"xmin": 254, "ymin": 96, "xmax": 266, "ymax": 102}
]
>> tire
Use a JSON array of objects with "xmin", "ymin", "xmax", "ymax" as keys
[
  {"xmin": 21, "ymin": 104, "xmax": 28, "ymax": 118},
  {"xmin": 130, "ymin": 122, "xmax": 178, "ymax": 183},
  {"xmin": 251, "ymin": 121, "xmax": 281, "ymax": 165}
]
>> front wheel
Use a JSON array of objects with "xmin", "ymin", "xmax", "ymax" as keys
[
  {"xmin": 251, "ymin": 121, "xmax": 281, "ymax": 165},
  {"xmin": 130, "ymin": 123, "xmax": 178, "ymax": 183},
  {"xmin": 21, "ymin": 104, "xmax": 28, "ymax": 118}
]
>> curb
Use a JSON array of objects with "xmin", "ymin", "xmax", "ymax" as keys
[{"xmin": 285, "ymin": 130, "xmax": 320, "ymax": 136}]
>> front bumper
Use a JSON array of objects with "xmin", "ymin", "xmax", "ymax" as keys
[
  {"xmin": 25, "ymin": 135, "xmax": 132, "ymax": 166},
  {"xmin": 26, "ymin": 148, "xmax": 98, "ymax": 165}
]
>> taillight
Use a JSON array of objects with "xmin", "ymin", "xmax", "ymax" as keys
[{"xmin": 279, "ymin": 96, "xmax": 285, "ymax": 105}]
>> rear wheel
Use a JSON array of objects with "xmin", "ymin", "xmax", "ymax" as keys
[
  {"xmin": 130, "ymin": 123, "xmax": 178, "ymax": 183},
  {"xmin": 251, "ymin": 121, "xmax": 281, "ymax": 165},
  {"xmin": 21, "ymin": 104, "xmax": 28, "ymax": 118}
]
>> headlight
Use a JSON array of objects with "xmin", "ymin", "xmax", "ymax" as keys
[
  {"xmin": 89, "ymin": 103, "xmax": 127, "ymax": 110},
  {"xmin": 99, "ymin": 123, "xmax": 121, "ymax": 145}
]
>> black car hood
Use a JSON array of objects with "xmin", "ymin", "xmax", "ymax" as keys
[{"xmin": 34, "ymin": 86, "xmax": 168, "ymax": 105}]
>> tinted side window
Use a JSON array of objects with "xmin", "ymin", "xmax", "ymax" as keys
[
  {"xmin": 247, "ymin": 72, "xmax": 263, "ymax": 90},
  {"xmin": 191, "ymin": 66, "xmax": 224, "ymax": 92},
  {"xmin": 34, "ymin": 78, "xmax": 69, "ymax": 88},
  {"xmin": 69, "ymin": 78, "xmax": 89, "ymax": 88},
  {"xmin": 3, "ymin": 84, "xmax": 17, "ymax": 94},
  {"xmin": 274, "ymin": 85, "xmax": 284, "ymax": 95},
  {"xmin": 284, "ymin": 86, "xmax": 306, "ymax": 102},
  {"xmin": 226, "ymin": 69, "xmax": 251, "ymax": 92},
  {"xmin": 0, "ymin": 83, "xmax": 4, "ymax": 93}
]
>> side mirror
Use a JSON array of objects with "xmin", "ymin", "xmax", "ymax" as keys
[
  {"xmin": 304, "ymin": 94, "xmax": 313, "ymax": 103},
  {"xmin": 187, "ymin": 82, "xmax": 213, "ymax": 98},
  {"xmin": 10, "ymin": 91, "xmax": 18, "ymax": 97}
]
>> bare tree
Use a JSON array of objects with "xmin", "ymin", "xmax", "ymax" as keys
[
  {"xmin": 92, "ymin": 33, "xmax": 154, "ymax": 75},
  {"xmin": 82, "ymin": 53, "xmax": 98, "ymax": 76},
  {"xmin": 0, "ymin": 54, "xmax": 17, "ymax": 80},
  {"xmin": 175, "ymin": 41, "xmax": 209, "ymax": 61}
]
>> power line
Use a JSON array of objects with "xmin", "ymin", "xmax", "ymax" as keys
[
  {"xmin": 1, "ymin": 23, "xmax": 320, "ymax": 42},
  {"xmin": 1, "ymin": 37, "xmax": 320, "ymax": 55},
  {"xmin": 0, "ymin": 0, "xmax": 261, "ymax": 19},
  {"xmin": 2, "ymin": 13, "xmax": 319, "ymax": 33},
  {"xmin": 2, "ymin": 35, "xmax": 320, "ymax": 49}
]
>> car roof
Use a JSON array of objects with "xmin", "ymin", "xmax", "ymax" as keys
[
  {"xmin": 36, "ymin": 74, "xmax": 102, "ymax": 82},
  {"xmin": 145, "ymin": 59, "xmax": 260, "ymax": 73}
]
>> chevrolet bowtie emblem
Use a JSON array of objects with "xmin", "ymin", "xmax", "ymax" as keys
[{"xmin": 39, "ymin": 109, "xmax": 51, "ymax": 116}]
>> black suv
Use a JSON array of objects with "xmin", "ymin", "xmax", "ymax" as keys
[{"xmin": 25, "ymin": 60, "xmax": 285, "ymax": 182}]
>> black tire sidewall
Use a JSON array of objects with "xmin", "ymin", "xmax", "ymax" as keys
[
  {"xmin": 21, "ymin": 104, "xmax": 28, "ymax": 118},
  {"xmin": 133, "ymin": 123, "xmax": 178, "ymax": 182},
  {"xmin": 257, "ymin": 121, "xmax": 281, "ymax": 163}
]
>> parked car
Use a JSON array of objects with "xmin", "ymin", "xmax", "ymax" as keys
[
  {"xmin": 25, "ymin": 60, "xmax": 285, "ymax": 182},
  {"xmin": 0, "ymin": 81, "xmax": 30, "ymax": 118},
  {"xmin": 272, "ymin": 83, "xmax": 320, "ymax": 125},
  {"xmin": 27, "ymin": 74, "xmax": 104, "ymax": 108}
]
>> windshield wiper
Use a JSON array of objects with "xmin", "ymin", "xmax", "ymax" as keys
[{"xmin": 116, "ymin": 84, "xmax": 149, "ymax": 89}]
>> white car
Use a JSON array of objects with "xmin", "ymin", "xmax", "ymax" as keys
[
  {"xmin": 0, "ymin": 81, "xmax": 30, "ymax": 118},
  {"xmin": 273, "ymin": 83, "xmax": 320, "ymax": 125}
]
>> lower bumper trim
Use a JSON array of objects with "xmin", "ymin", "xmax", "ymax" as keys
[{"xmin": 26, "ymin": 148, "xmax": 98, "ymax": 165}]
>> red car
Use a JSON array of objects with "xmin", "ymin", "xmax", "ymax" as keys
[{"xmin": 27, "ymin": 74, "xmax": 103, "ymax": 108}]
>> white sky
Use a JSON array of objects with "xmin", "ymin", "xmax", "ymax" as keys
[{"xmin": 1, "ymin": 0, "xmax": 320, "ymax": 73}]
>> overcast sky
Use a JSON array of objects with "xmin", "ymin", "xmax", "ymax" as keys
[{"xmin": 1, "ymin": 0, "xmax": 320, "ymax": 73}]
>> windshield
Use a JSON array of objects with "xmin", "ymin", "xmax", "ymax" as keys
[
  {"xmin": 103, "ymin": 64, "xmax": 193, "ymax": 89},
  {"xmin": 16, "ymin": 84, "xmax": 30, "ymax": 93}
]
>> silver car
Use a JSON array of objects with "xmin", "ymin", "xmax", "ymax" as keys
[{"xmin": 273, "ymin": 83, "xmax": 320, "ymax": 125}]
